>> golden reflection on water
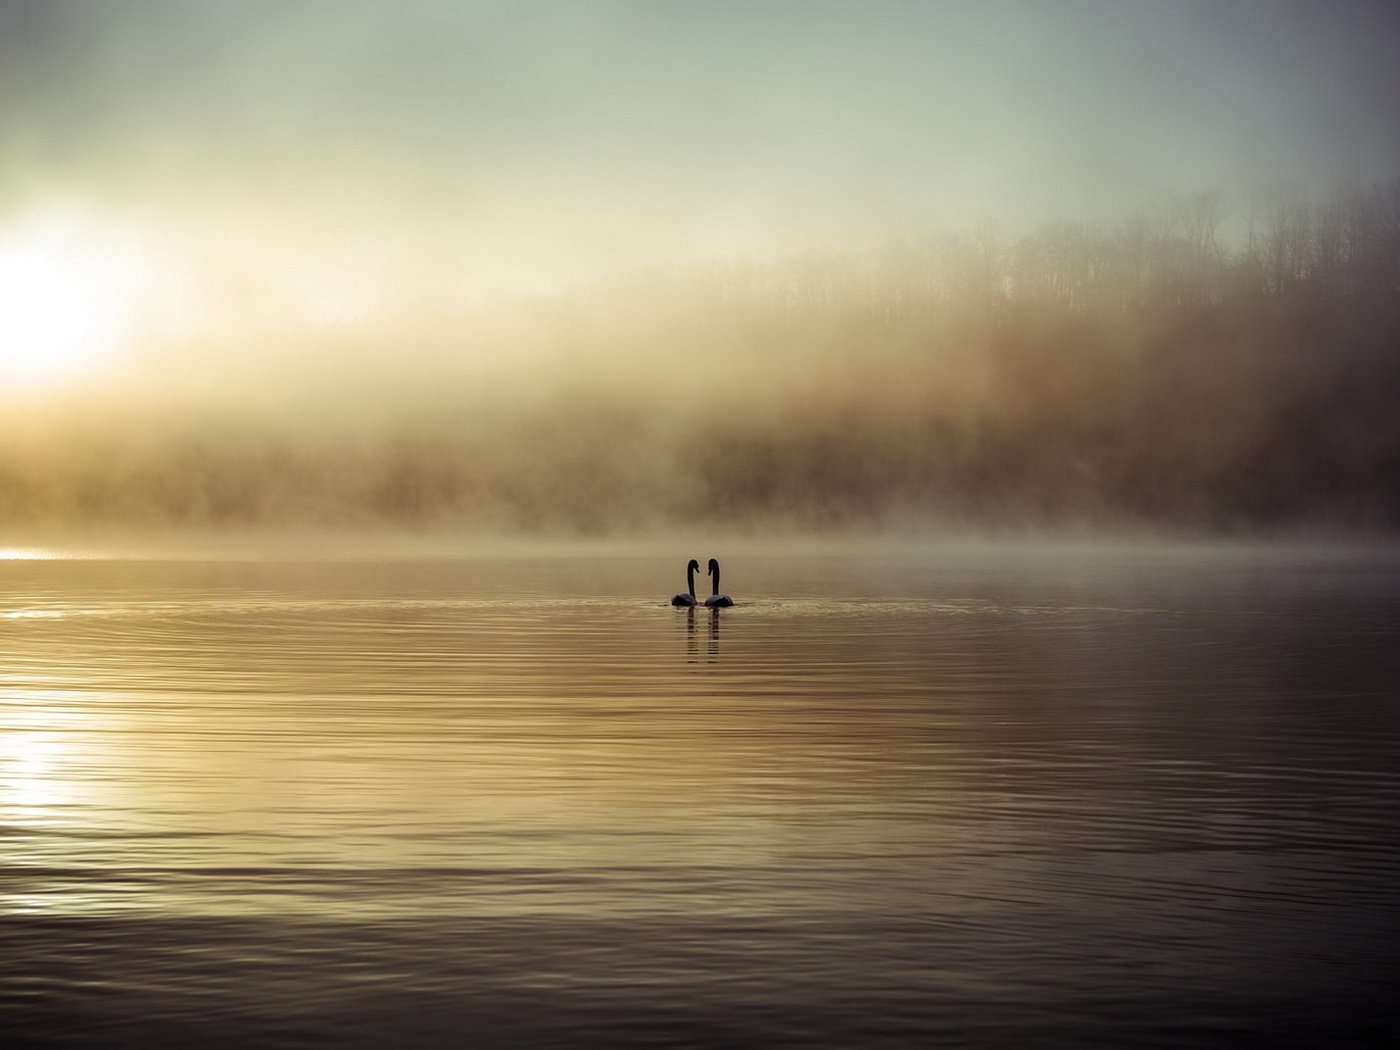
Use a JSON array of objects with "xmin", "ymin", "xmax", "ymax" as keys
[
  {"xmin": 3, "ymin": 549, "xmax": 1400, "ymax": 1050},
  {"xmin": 0, "ymin": 547, "xmax": 60, "ymax": 561},
  {"xmin": 1, "ymin": 714, "xmax": 73, "ymax": 814},
  {"xmin": 0, "ymin": 607, "xmax": 887, "ymax": 916},
  {"xmin": 2, "ymin": 550, "xmax": 1399, "ymax": 933}
]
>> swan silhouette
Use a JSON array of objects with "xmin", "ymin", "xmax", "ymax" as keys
[
  {"xmin": 704, "ymin": 558, "xmax": 734, "ymax": 607},
  {"xmin": 671, "ymin": 559, "xmax": 700, "ymax": 606}
]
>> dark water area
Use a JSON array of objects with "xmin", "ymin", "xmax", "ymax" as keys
[{"xmin": 3, "ymin": 543, "xmax": 1399, "ymax": 1047}]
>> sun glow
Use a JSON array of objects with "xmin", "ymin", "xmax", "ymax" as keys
[{"xmin": 0, "ymin": 214, "xmax": 156, "ymax": 388}]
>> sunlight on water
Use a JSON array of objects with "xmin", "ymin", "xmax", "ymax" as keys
[
  {"xmin": 0, "ymin": 546, "xmax": 61, "ymax": 561},
  {"xmin": 2, "ymin": 545, "xmax": 1399, "ymax": 1046}
]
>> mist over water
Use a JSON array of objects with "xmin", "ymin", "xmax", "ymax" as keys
[
  {"xmin": 4, "ymin": 5, "xmax": 1400, "ymax": 1046},
  {"xmin": 4, "ymin": 3, "xmax": 1400, "ymax": 543},
  {"xmin": 4, "ymin": 187, "xmax": 1400, "ymax": 541}
]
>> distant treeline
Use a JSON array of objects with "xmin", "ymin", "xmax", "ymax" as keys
[
  {"xmin": 693, "ymin": 182, "xmax": 1400, "ymax": 315},
  {"xmin": 3, "ymin": 183, "xmax": 1399, "ymax": 536}
]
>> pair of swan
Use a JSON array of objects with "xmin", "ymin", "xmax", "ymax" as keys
[{"xmin": 672, "ymin": 558, "xmax": 734, "ymax": 608}]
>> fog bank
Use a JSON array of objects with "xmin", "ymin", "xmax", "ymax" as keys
[{"xmin": 4, "ymin": 189, "xmax": 1398, "ymax": 542}]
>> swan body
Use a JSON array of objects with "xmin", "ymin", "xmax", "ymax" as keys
[
  {"xmin": 672, "ymin": 559, "xmax": 700, "ymax": 606},
  {"xmin": 704, "ymin": 558, "xmax": 734, "ymax": 607}
]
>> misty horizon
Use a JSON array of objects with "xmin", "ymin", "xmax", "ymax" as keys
[
  {"xmin": 3, "ymin": 2, "xmax": 1400, "ymax": 544},
  {"xmin": 6, "ymin": 8, "xmax": 1400, "ymax": 1045},
  {"xmin": 3, "ymin": 183, "xmax": 1398, "ymax": 542}
]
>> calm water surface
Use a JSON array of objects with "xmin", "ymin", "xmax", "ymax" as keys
[{"xmin": 3, "ymin": 544, "xmax": 1399, "ymax": 1047}]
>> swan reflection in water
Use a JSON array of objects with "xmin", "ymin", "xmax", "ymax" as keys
[
  {"xmin": 680, "ymin": 604, "xmax": 722, "ymax": 661},
  {"xmin": 673, "ymin": 557, "xmax": 730, "ymax": 662}
]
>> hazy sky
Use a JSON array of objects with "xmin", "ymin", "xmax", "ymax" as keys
[
  {"xmin": 2, "ymin": 1, "xmax": 1399, "ymax": 535},
  {"xmin": 2, "ymin": 0, "xmax": 1399, "ymax": 331}
]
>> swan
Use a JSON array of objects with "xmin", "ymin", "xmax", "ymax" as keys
[
  {"xmin": 704, "ymin": 558, "xmax": 734, "ymax": 607},
  {"xmin": 671, "ymin": 559, "xmax": 700, "ymax": 606}
]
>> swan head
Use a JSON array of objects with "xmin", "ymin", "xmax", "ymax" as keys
[
  {"xmin": 707, "ymin": 558, "xmax": 720, "ymax": 577},
  {"xmin": 687, "ymin": 559, "xmax": 700, "ymax": 573}
]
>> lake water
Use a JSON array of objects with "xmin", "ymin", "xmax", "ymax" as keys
[{"xmin": 3, "ymin": 542, "xmax": 1399, "ymax": 1047}]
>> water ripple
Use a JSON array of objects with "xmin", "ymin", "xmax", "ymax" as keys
[{"xmin": 3, "ymin": 551, "xmax": 1399, "ymax": 1045}]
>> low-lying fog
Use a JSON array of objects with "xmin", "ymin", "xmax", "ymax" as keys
[{"xmin": 3, "ymin": 189, "xmax": 1398, "ymax": 547}]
